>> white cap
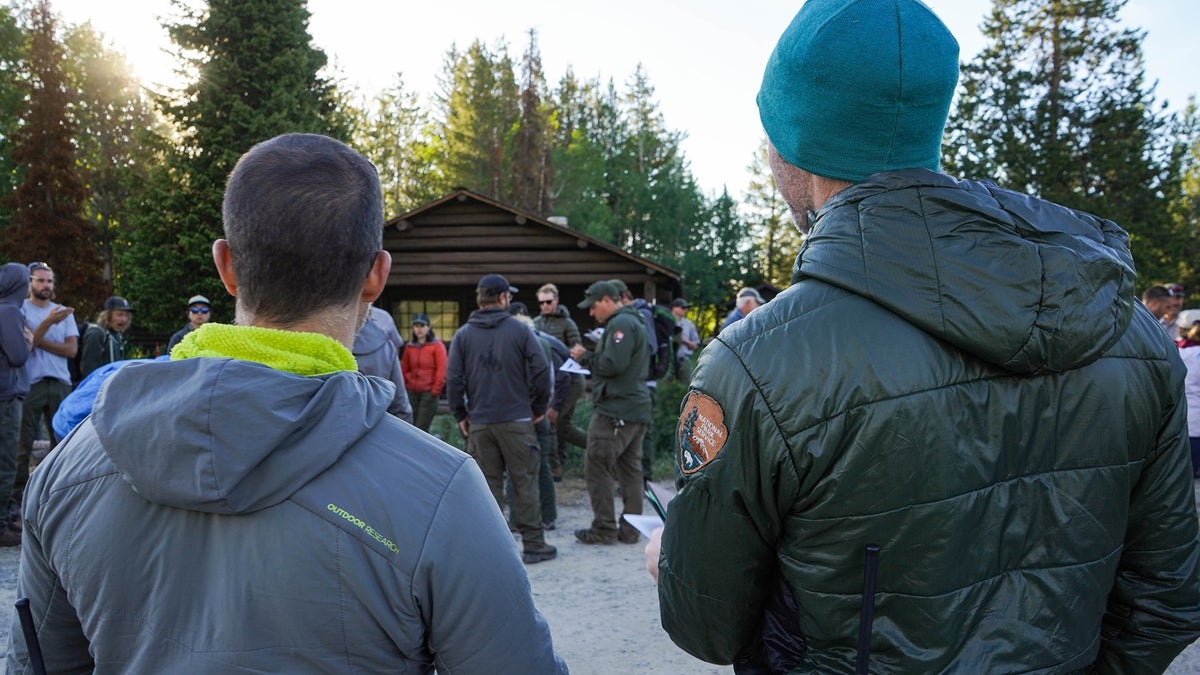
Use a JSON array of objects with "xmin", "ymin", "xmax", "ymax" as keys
[{"xmin": 1176, "ymin": 309, "xmax": 1200, "ymax": 328}]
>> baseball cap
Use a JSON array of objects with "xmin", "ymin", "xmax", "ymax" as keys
[
  {"xmin": 104, "ymin": 296, "xmax": 133, "ymax": 312},
  {"xmin": 579, "ymin": 281, "xmax": 621, "ymax": 309},
  {"xmin": 737, "ymin": 287, "xmax": 765, "ymax": 304},
  {"xmin": 670, "ymin": 298, "xmax": 690, "ymax": 309},
  {"xmin": 608, "ymin": 279, "xmax": 630, "ymax": 295},
  {"xmin": 509, "ymin": 301, "xmax": 529, "ymax": 316},
  {"xmin": 187, "ymin": 295, "xmax": 210, "ymax": 307},
  {"xmin": 477, "ymin": 273, "xmax": 518, "ymax": 295},
  {"xmin": 411, "ymin": 313, "xmax": 430, "ymax": 326}
]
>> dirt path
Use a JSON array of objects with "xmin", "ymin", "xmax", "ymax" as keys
[{"xmin": 525, "ymin": 479, "xmax": 730, "ymax": 674}]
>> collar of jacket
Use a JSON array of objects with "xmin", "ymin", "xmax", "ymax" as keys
[{"xmin": 170, "ymin": 323, "xmax": 356, "ymax": 376}]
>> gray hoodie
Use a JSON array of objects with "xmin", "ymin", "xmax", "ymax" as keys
[
  {"xmin": 8, "ymin": 357, "xmax": 566, "ymax": 673},
  {"xmin": 0, "ymin": 263, "xmax": 30, "ymax": 401},
  {"xmin": 353, "ymin": 316, "xmax": 413, "ymax": 422}
]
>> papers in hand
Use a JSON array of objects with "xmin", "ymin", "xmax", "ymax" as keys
[
  {"xmin": 560, "ymin": 358, "xmax": 589, "ymax": 375},
  {"xmin": 623, "ymin": 513, "xmax": 664, "ymax": 539}
]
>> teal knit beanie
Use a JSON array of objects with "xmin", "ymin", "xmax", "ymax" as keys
[{"xmin": 758, "ymin": 0, "xmax": 959, "ymax": 182}]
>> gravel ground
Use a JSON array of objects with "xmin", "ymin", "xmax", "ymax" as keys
[{"xmin": 1, "ymin": 480, "xmax": 1199, "ymax": 673}]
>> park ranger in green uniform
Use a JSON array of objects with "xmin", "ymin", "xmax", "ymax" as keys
[{"xmin": 570, "ymin": 280, "xmax": 650, "ymax": 545}]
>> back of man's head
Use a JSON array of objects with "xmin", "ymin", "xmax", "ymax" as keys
[
  {"xmin": 1142, "ymin": 285, "xmax": 1170, "ymax": 304},
  {"xmin": 223, "ymin": 133, "xmax": 383, "ymax": 325},
  {"xmin": 758, "ymin": 0, "xmax": 959, "ymax": 182}
]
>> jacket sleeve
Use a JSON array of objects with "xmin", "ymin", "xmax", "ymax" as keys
[
  {"xmin": 400, "ymin": 343, "xmax": 415, "ymax": 387},
  {"xmin": 79, "ymin": 327, "xmax": 103, "ymax": 379},
  {"xmin": 1092, "ymin": 382, "xmax": 1200, "ymax": 675},
  {"xmin": 385, "ymin": 351, "xmax": 413, "ymax": 424},
  {"xmin": 657, "ymin": 339, "xmax": 797, "ymax": 664},
  {"xmin": 550, "ymin": 352, "xmax": 570, "ymax": 412},
  {"xmin": 564, "ymin": 317, "xmax": 582, "ymax": 348},
  {"xmin": 587, "ymin": 315, "xmax": 637, "ymax": 379},
  {"xmin": 0, "ymin": 308, "xmax": 30, "ymax": 368},
  {"xmin": 7, "ymin": 479, "xmax": 95, "ymax": 673},
  {"xmin": 524, "ymin": 331, "xmax": 551, "ymax": 418},
  {"xmin": 418, "ymin": 460, "xmax": 567, "ymax": 674},
  {"xmin": 432, "ymin": 342, "xmax": 447, "ymax": 398},
  {"xmin": 444, "ymin": 338, "xmax": 467, "ymax": 422}
]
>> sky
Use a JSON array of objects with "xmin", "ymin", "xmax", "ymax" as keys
[{"xmin": 47, "ymin": 0, "xmax": 1200, "ymax": 197}]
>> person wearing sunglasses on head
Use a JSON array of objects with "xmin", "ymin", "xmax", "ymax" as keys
[{"xmin": 166, "ymin": 295, "xmax": 212, "ymax": 354}]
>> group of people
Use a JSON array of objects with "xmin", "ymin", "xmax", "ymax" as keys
[
  {"xmin": 7, "ymin": 0, "xmax": 1200, "ymax": 672},
  {"xmin": 0, "ymin": 260, "xmax": 146, "ymax": 549}
]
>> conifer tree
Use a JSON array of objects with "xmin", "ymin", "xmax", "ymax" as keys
[
  {"xmin": 351, "ymin": 73, "xmax": 439, "ymax": 216},
  {"xmin": 0, "ymin": 0, "xmax": 104, "ymax": 312},
  {"xmin": 119, "ymin": 0, "xmax": 348, "ymax": 332},
  {"xmin": 0, "ymin": 5, "xmax": 27, "ymax": 231},
  {"xmin": 432, "ymin": 39, "xmax": 519, "ymax": 200},
  {"xmin": 744, "ymin": 138, "xmax": 797, "ymax": 287},
  {"xmin": 512, "ymin": 29, "xmax": 553, "ymax": 215},
  {"xmin": 944, "ymin": 0, "xmax": 1184, "ymax": 287}
]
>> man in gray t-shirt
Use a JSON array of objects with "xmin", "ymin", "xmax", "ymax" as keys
[{"xmin": 15, "ymin": 262, "xmax": 77, "ymax": 512}]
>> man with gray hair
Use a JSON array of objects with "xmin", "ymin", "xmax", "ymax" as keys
[
  {"xmin": 649, "ymin": 1, "xmax": 1200, "ymax": 672},
  {"xmin": 719, "ymin": 286, "xmax": 764, "ymax": 330},
  {"xmin": 10, "ymin": 133, "xmax": 565, "ymax": 673}
]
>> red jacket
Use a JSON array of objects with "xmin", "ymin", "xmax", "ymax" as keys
[{"xmin": 401, "ymin": 339, "xmax": 447, "ymax": 396}]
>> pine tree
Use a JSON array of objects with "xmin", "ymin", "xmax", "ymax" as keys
[
  {"xmin": 944, "ymin": 0, "xmax": 1185, "ymax": 287},
  {"xmin": 118, "ymin": 0, "xmax": 349, "ymax": 332},
  {"xmin": 350, "ymin": 73, "xmax": 440, "ymax": 216},
  {"xmin": 432, "ymin": 39, "xmax": 519, "ymax": 200},
  {"xmin": 0, "ymin": 0, "xmax": 104, "ymax": 311},
  {"xmin": 548, "ymin": 71, "xmax": 619, "ymax": 241},
  {"xmin": 744, "ymin": 137, "xmax": 798, "ymax": 287},
  {"xmin": 0, "ymin": 5, "xmax": 27, "ymax": 231},
  {"xmin": 511, "ymin": 29, "xmax": 553, "ymax": 215},
  {"xmin": 61, "ymin": 22, "xmax": 161, "ymax": 288}
]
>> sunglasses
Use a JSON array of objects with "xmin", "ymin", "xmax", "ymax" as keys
[
  {"xmin": 190, "ymin": 307, "xmax": 210, "ymax": 314},
  {"xmin": 1166, "ymin": 285, "xmax": 1185, "ymax": 296},
  {"xmin": 538, "ymin": 300, "xmax": 555, "ymax": 305},
  {"xmin": 29, "ymin": 261, "xmax": 52, "ymax": 275}
]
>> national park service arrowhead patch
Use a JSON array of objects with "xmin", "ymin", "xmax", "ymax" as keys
[{"xmin": 678, "ymin": 391, "xmax": 729, "ymax": 474}]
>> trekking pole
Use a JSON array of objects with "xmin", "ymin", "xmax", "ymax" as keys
[
  {"xmin": 855, "ymin": 544, "xmax": 881, "ymax": 675},
  {"xmin": 15, "ymin": 598, "xmax": 48, "ymax": 675}
]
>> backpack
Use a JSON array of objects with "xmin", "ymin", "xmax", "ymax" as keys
[{"xmin": 646, "ymin": 304, "xmax": 679, "ymax": 380}]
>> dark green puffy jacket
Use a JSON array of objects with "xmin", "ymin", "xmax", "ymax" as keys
[{"xmin": 659, "ymin": 170, "xmax": 1200, "ymax": 674}]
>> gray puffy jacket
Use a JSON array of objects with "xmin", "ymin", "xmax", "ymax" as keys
[{"xmin": 9, "ymin": 357, "xmax": 566, "ymax": 674}]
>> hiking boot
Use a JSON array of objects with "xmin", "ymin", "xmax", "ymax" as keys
[
  {"xmin": 574, "ymin": 528, "xmax": 616, "ymax": 545},
  {"xmin": 522, "ymin": 543, "xmax": 557, "ymax": 564},
  {"xmin": 0, "ymin": 525, "xmax": 21, "ymax": 547},
  {"xmin": 617, "ymin": 528, "xmax": 640, "ymax": 544}
]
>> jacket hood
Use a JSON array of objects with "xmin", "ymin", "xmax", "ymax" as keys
[
  {"xmin": 352, "ymin": 319, "xmax": 387, "ymax": 355},
  {"xmin": 467, "ymin": 306, "xmax": 513, "ymax": 329},
  {"xmin": 797, "ymin": 169, "xmax": 1136, "ymax": 374},
  {"xmin": 0, "ymin": 263, "xmax": 28, "ymax": 306},
  {"xmin": 92, "ymin": 357, "xmax": 393, "ymax": 514}
]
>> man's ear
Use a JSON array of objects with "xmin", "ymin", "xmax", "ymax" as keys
[
  {"xmin": 361, "ymin": 250, "xmax": 391, "ymax": 304},
  {"xmin": 212, "ymin": 240, "xmax": 238, "ymax": 297}
]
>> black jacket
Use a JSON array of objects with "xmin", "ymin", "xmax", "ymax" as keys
[{"xmin": 446, "ymin": 306, "xmax": 551, "ymax": 425}]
